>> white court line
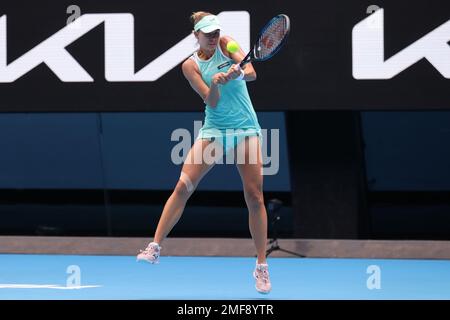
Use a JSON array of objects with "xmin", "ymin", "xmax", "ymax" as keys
[{"xmin": 0, "ymin": 284, "xmax": 102, "ymax": 289}]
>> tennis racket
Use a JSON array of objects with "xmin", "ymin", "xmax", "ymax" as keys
[{"xmin": 239, "ymin": 14, "xmax": 291, "ymax": 68}]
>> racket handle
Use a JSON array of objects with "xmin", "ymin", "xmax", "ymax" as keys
[
  {"xmin": 239, "ymin": 60, "xmax": 249, "ymax": 68},
  {"xmin": 239, "ymin": 49, "xmax": 253, "ymax": 68}
]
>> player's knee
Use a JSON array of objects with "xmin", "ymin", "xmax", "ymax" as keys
[
  {"xmin": 245, "ymin": 188, "xmax": 265, "ymax": 211},
  {"xmin": 175, "ymin": 172, "xmax": 196, "ymax": 197}
]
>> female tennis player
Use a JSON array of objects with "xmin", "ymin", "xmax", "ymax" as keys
[{"xmin": 137, "ymin": 11, "xmax": 271, "ymax": 294}]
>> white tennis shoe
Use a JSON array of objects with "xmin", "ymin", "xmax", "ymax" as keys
[
  {"xmin": 253, "ymin": 262, "xmax": 272, "ymax": 294},
  {"xmin": 137, "ymin": 242, "xmax": 161, "ymax": 264}
]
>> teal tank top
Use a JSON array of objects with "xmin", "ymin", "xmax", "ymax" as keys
[{"xmin": 190, "ymin": 43, "xmax": 261, "ymax": 140}]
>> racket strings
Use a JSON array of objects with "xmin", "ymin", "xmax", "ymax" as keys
[{"xmin": 256, "ymin": 17, "xmax": 288, "ymax": 60}]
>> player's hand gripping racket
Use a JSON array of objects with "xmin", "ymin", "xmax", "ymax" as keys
[{"xmin": 239, "ymin": 14, "xmax": 290, "ymax": 68}]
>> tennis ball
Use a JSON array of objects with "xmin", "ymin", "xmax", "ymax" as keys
[{"xmin": 226, "ymin": 41, "xmax": 240, "ymax": 53}]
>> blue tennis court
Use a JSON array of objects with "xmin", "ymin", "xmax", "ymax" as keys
[{"xmin": 1, "ymin": 254, "xmax": 449, "ymax": 300}]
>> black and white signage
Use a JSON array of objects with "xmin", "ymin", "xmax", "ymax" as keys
[{"xmin": 0, "ymin": 0, "xmax": 449, "ymax": 111}]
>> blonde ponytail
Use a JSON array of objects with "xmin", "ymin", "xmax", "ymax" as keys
[{"xmin": 190, "ymin": 11, "xmax": 213, "ymax": 27}]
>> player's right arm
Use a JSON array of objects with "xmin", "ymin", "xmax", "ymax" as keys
[{"xmin": 181, "ymin": 59, "xmax": 228, "ymax": 108}]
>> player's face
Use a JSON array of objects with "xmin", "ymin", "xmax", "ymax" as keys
[{"xmin": 198, "ymin": 30, "xmax": 220, "ymax": 50}]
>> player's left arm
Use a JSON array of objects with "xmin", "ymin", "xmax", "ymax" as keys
[{"xmin": 220, "ymin": 36, "xmax": 257, "ymax": 82}]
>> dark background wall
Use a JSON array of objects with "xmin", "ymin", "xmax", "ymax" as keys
[
  {"xmin": 0, "ymin": 111, "xmax": 449, "ymax": 238},
  {"xmin": 1, "ymin": 0, "xmax": 449, "ymax": 239}
]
